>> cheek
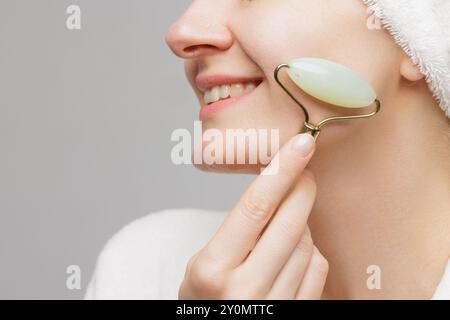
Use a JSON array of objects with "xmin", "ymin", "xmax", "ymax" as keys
[
  {"xmin": 233, "ymin": 0, "xmax": 402, "ymax": 100},
  {"xmin": 231, "ymin": 5, "xmax": 321, "ymax": 73},
  {"xmin": 231, "ymin": 0, "xmax": 359, "ymax": 72}
]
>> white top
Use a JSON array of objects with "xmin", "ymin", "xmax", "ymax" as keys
[{"xmin": 85, "ymin": 209, "xmax": 450, "ymax": 300}]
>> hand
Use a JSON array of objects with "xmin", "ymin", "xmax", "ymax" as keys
[{"xmin": 178, "ymin": 133, "xmax": 328, "ymax": 300}]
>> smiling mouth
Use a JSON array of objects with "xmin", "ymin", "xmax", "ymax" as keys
[{"xmin": 203, "ymin": 80, "xmax": 262, "ymax": 105}]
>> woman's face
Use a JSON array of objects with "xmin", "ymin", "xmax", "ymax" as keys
[{"xmin": 166, "ymin": 0, "xmax": 402, "ymax": 173}]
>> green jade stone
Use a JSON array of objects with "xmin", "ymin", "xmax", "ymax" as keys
[{"xmin": 287, "ymin": 58, "xmax": 376, "ymax": 108}]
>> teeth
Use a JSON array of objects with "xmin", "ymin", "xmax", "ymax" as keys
[
  {"xmin": 219, "ymin": 85, "xmax": 231, "ymax": 99},
  {"xmin": 204, "ymin": 86, "xmax": 220, "ymax": 105},
  {"xmin": 230, "ymin": 83, "xmax": 245, "ymax": 98},
  {"xmin": 245, "ymin": 82, "xmax": 256, "ymax": 91},
  {"xmin": 203, "ymin": 81, "xmax": 259, "ymax": 105}
]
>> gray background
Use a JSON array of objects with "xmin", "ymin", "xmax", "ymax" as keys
[{"xmin": 0, "ymin": 0, "xmax": 252, "ymax": 299}]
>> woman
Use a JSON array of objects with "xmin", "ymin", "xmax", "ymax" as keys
[{"xmin": 85, "ymin": 0, "xmax": 450, "ymax": 299}]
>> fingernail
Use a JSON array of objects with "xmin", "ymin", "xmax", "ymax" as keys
[{"xmin": 291, "ymin": 134, "xmax": 315, "ymax": 157}]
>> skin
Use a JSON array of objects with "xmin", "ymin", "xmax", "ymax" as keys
[{"xmin": 166, "ymin": 0, "xmax": 450, "ymax": 299}]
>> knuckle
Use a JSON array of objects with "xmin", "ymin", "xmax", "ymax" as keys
[
  {"xmin": 188, "ymin": 255, "xmax": 226, "ymax": 293},
  {"xmin": 222, "ymin": 268, "xmax": 265, "ymax": 300},
  {"xmin": 241, "ymin": 191, "xmax": 273, "ymax": 222},
  {"xmin": 294, "ymin": 232, "xmax": 314, "ymax": 256},
  {"xmin": 185, "ymin": 254, "xmax": 198, "ymax": 275},
  {"xmin": 277, "ymin": 218, "xmax": 302, "ymax": 242},
  {"xmin": 310, "ymin": 251, "xmax": 329, "ymax": 277}
]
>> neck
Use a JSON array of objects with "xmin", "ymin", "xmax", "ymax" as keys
[{"xmin": 309, "ymin": 89, "xmax": 450, "ymax": 299}]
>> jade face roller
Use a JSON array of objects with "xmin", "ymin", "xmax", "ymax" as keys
[{"xmin": 274, "ymin": 58, "xmax": 381, "ymax": 140}]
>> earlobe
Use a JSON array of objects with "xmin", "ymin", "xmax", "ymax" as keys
[{"xmin": 400, "ymin": 57, "xmax": 425, "ymax": 82}]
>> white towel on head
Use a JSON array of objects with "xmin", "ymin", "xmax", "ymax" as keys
[{"xmin": 363, "ymin": 0, "xmax": 450, "ymax": 118}]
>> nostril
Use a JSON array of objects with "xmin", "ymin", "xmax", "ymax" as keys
[{"xmin": 183, "ymin": 44, "xmax": 217, "ymax": 54}]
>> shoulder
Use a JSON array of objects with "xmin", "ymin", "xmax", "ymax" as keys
[{"xmin": 85, "ymin": 208, "xmax": 227, "ymax": 300}]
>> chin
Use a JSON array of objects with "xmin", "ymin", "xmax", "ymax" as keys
[{"xmin": 191, "ymin": 139, "xmax": 274, "ymax": 175}]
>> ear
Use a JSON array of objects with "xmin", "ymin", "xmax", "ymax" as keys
[{"xmin": 400, "ymin": 56, "xmax": 425, "ymax": 82}]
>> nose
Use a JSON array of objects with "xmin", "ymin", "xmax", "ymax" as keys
[{"xmin": 165, "ymin": 2, "xmax": 233, "ymax": 59}]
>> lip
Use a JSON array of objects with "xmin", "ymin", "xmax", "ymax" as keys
[
  {"xmin": 195, "ymin": 74, "xmax": 263, "ymax": 93},
  {"xmin": 199, "ymin": 89, "xmax": 257, "ymax": 121}
]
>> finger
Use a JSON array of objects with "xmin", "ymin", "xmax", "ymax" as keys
[
  {"xmin": 266, "ymin": 227, "xmax": 314, "ymax": 299},
  {"xmin": 204, "ymin": 134, "xmax": 316, "ymax": 268},
  {"xmin": 240, "ymin": 172, "xmax": 316, "ymax": 287},
  {"xmin": 295, "ymin": 246, "xmax": 329, "ymax": 300}
]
